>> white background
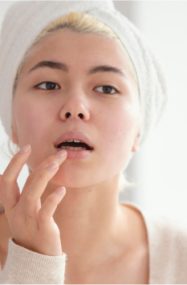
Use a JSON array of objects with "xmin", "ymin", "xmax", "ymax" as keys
[{"xmin": 0, "ymin": 1, "xmax": 187, "ymax": 220}]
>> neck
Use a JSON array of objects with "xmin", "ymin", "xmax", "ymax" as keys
[{"xmin": 45, "ymin": 177, "xmax": 130, "ymax": 269}]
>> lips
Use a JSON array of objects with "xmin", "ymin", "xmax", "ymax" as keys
[{"xmin": 54, "ymin": 131, "xmax": 94, "ymax": 151}]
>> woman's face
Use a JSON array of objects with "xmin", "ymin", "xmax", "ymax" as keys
[{"xmin": 12, "ymin": 29, "xmax": 141, "ymax": 188}]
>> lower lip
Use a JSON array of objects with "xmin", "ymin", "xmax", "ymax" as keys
[{"xmin": 56, "ymin": 148, "xmax": 93, "ymax": 159}]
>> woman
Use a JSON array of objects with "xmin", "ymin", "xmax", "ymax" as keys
[{"xmin": 0, "ymin": 1, "xmax": 186, "ymax": 284}]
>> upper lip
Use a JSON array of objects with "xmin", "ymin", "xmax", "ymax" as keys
[{"xmin": 54, "ymin": 131, "xmax": 94, "ymax": 150}]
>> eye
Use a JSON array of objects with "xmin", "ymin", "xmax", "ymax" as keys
[
  {"xmin": 34, "ymin": 81, "xmax": 60, "ymax": 90},
  {"xmin": 94, "ymin": 85, "xmax": 119, "ymax": 95}
]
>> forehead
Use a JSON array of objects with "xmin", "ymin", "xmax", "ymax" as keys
[{"xmin": 21, "ymin": 29, "xmax": 136, "ymax": 80}]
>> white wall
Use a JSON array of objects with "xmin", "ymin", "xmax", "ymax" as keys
[{"xmin": 130, "ymin": 1, "xmax": 187, "ymax": 219}]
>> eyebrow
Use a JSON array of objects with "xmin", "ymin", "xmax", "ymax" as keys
[
  {"xmin": 29, "ymin": 61, "xmax": 68, "ymax": 73},
  {"xmin": 28, "ymin": 60, "xmax": 126, "ymax": 78}
]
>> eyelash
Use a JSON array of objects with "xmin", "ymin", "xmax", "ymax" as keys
[
  {"xmin": 34, "ymin": 81, "xmax": 60, "ymax": 90},
  {"xmin": 94, "ymin": 85, "xmax": 119, "ymax": 95},
  {"xmin": 34, "ymin": 81, "xmax": 119, "ymax": 95}
]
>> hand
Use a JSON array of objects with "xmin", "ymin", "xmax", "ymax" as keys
[{"xmin": 0, "ymin": 145, "xmax": 67, "ymax": 256}]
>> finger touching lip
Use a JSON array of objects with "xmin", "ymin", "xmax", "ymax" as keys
[{"xmin": 54, "ymin": 131, "xmax": 94, "ymax": 151}]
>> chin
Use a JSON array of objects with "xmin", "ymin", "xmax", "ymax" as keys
[
  {"xmin": 51, "ymin": 169, "xmax": 93, "ymax": 189},
  {"xmin": 50, "ymin": 161, "xmax": 115, "ymax": 190}
]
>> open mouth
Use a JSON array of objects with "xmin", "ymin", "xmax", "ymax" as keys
[{"xmin": 55, "ymin": 139, "xmax": 94, "ymax": 151}]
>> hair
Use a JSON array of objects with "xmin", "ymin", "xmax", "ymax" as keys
[{"xmin": 8, "ymin": 11, "xmax": 138, "ymax": 192}]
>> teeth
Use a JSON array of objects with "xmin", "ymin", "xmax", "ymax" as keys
[
  {"xmin": 56, "ymin": 139, "xmax": 93, "ymax": 151},
  {"xmin": 59, "ymin": 146, "xmax": 85, "ymax": 150},
  {"xmin": 65, "ymin": 139, "xmax": 81, "ymax": 143},
  {"xmin": 57, "ymin": 140, "xmax": 90, "ymax": 150}
]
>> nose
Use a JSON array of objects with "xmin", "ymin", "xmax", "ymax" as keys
[{"xmin": 59, "ymin": 94, "xmax": 90, "ymax": 121}]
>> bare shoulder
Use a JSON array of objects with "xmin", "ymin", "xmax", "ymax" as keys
[
  {"xmin": 110, "ymin": 204, "xmax": 150, "ymax": 283},
  {"xmin": 0, "ymin": 213, "xmax": 11, "ymax": 269},
  {"xmin": 119, "ymin": 203, "xmax": 150, "ymax": 283},
  {"xmin": 123, "ymin": 203, "xmax": 149, "ymax": 249}
]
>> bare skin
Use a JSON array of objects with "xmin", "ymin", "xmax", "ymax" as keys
[
  {"xmin": 63, "ymin": 204, "xmax": 149, "ymax": 284},
  {"xmin": 0, "ymin": 214, "xmax": 10, "ymax": 269},
  {"xmin": 0, "ymin": 146, "xmax": 68, "ymax": 256}
]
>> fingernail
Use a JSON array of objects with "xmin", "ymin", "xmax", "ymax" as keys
[
  {"xmin": 47, "ymin": 162, "xmax": 59, "ymax": 171},
  {"xmin": 56, "ymin": 150, "xmax": 67, "ymax": 159},
  {"xmin": 56, "ymin": 186, "xmax": 66, "ymax": 196},
  {"xmin": 20, "ymin": 144, "xmax": 31, "ymax": 153}
]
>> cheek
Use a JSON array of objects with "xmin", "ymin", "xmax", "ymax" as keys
[
  {"xmin": 12, "ymin": 98, "xmax": 53, "ymax": 166},
  {"xmin": 103, "ymin": 104, "xmax": 138, "ymax": 144},
  {"xmin": 13, "ymin": 99, "xmax": 43, "ymax": 142},
  {"xmin": 99, "ymin": 103, "xmax": 140, "ymax": 170}
]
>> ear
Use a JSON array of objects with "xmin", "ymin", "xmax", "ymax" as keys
[{"xmin": 132, "ymin": 132, "xmax": 141, "ymax": 153}]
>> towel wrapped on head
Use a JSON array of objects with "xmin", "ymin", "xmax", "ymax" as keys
[{"xmin": 0, "ymin": 0, "xmax": 167, "ymax": 145}]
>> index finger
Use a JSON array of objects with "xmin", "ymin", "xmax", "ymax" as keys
[{"xmin": 3, "ymin": 144, "xmax": 31, "ymax": 183}]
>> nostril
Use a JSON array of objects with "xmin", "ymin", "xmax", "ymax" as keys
[
  {"xmin": 78, "ymin": 113, "xmax": 84, "ymax": 119},
  {"xmin": 65, "ymin": 112, "xmax": 71, "ymax": 119},
  {"xmin": 65, "ymin": 112, "xmax": 85, "ymax": 119}
]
